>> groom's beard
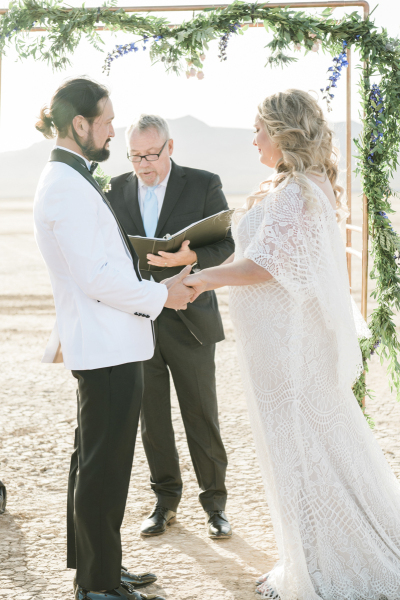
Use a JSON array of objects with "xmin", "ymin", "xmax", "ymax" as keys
[{"xmin": 73, "ymin": 127, "xmax": 111, "ymax": 162}]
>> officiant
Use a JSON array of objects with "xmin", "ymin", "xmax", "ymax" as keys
[{"xmin": 107, "ymin": 114, "xmax": 234, "ymax": 539}]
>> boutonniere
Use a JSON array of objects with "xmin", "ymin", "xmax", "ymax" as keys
[{"xmin": 92, "ymin": 165, "xmax": 112, "ymax": 193}]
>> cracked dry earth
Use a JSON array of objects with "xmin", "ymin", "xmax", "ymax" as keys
[{"xmin": 1, "ymin": 194, "xmax": 400, "ymax": 600}]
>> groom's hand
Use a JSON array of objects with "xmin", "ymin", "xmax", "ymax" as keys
[{"xmin": 163, "ymin": 265, "xmax": 195, "ymax": 310}]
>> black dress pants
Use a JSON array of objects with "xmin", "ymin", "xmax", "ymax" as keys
[
  {"xmin": 140, "ymin": 308, "xmax": 228, "ymax": 512},
  {"xmin": 67, "ymin": 362, "xmax": 143, "ymax": 591}
]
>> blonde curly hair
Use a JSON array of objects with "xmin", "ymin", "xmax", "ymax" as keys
[{"xmin": 240, "ymin": 89, "xmax": 348, "ymax": 222}]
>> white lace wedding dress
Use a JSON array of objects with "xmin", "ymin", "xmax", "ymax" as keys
[{"xmin": 229, "ymin": 179, "xmax": 400, "ymax": 600}]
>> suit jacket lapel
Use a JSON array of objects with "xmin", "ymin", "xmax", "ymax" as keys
[
  {"xmin": 122, "ymin": 174, "xmax": 146, "ymax": 237},
  {"xmin": 155, "ymin": 161, "xmax": 187, "ymax": 238},
  {"xmin": 49, "ymin": 148, "xmax": 142, "ymax": 281}
]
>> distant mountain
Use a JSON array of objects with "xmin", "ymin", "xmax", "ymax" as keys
[{"xmin": 0, "ymin": 116, "xmax": 396, "ymax": 197}]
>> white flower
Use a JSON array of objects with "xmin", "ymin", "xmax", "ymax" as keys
[
  {"xmin": 311, "ymin": 42, "xmax": 320, "ymax": 52},
  {"xmin": 186, "ymin": 70, "xmax": 191, "ymax": 79},
  {"xmin": 294, "ymin": 43, "xmax": 302, "ymax": 52},
  {"xmin": 197, "ymin": 71, "xmax": 205, "ymax": 80},
  {"xmin": 200, "ymin": 54, "xmax": 206, "ymax": 61},
  {"xmin": 189, "ymin": 67, "xmax": 196, "ymax": 77},
  {"xmin": 309, "ymin": 32, "xmax": 317, "ymax": 38}
]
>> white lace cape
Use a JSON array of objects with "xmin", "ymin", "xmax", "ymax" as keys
[{"xmin": 244, "ymin": 180, "xmax": 365, "ymax": 387}]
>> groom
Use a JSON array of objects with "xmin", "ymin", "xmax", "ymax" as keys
[{"xmin": 33, "ymin": 77, "xmax": 193, "ymax": 600}]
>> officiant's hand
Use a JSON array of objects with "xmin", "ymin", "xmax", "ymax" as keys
[
  {"xmin": 147, "ymin": 240, "xmax": 197, "ymax": 268},
  {"xmin": 163, "ymin": 265, "xmax": 195, "ymax": 310},
  {"xmin": 183, "ymin": 272, "xmax": 209, "ymax": 302}
]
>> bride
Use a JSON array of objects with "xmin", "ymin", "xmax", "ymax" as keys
[{"xmin": 183, "ymin": 89, "xmax": 400, "ymax": 599}]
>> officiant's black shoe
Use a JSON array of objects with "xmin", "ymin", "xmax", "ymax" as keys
[
  {"xmin": 0, "ymin": 480, "xmax": 6, "ymax": 514},
  {"xmin": 121, "ymin": 566, "xmax": 157, "ymax": 588},
  {"xmin": 140, "ymin": 504, "xmax": 177, "ymax": 536},
  {"xmin": 206, "ymin": 510, "xmax": 232, "ymax": 539}
]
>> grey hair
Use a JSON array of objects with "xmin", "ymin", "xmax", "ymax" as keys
[{"xmin": 126, "ymin": 114, "xmax": 170, "ymax": 145}]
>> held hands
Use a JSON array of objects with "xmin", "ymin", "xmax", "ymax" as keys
[
  {"xmin": 147, "ymin": 240, "xmax": 197, "ymax": 268},
  {"xmin": 182, "ymin": 272, "xmax": 209, "ymax": 302},
  {"xmin": 163, "ymin": 265, "xmax": 195, "ymax": 310}
]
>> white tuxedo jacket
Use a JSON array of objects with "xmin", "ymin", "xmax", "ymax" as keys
[{"xmin": 33, "ymin": 158, "xmax": 168, "ymax": 370}]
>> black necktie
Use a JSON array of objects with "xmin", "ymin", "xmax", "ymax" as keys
[{"xmin": 90, "ymin": 162, "xmax": 98, "ymax": 175}]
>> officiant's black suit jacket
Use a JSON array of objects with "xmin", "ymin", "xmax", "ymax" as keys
[{"xmin": 106, "ymin": 160, "xmax": 235, "ymax": 345}]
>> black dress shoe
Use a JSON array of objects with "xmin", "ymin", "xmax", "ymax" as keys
[
  {"xmin": 75, "ymin": 586, "xmax": 125, "ymax": 599},
  {"xmin": 206, "ymin": 510, "xmax": 232, "ymax": 539},
  {"xmin": 75, "ymin": 584, "xmax": 165, "ymax": 600},
  {"xmin": 74, "ymin": 569, "xmax": 158, "ymax": 596},
  {"xmin": 0, "ymin": 481, "xmax": 7, "ymax": 514},
  {"xmin": 121, "ymin": 566, "xmax": 157, "ymax": 588},
  {"xmin": 118, "ymin": 582, "xmax": 165, "ymax": 600},
  {"xmin": 140, "ymin": 504, "xmax": 176, "ymax": 536}
]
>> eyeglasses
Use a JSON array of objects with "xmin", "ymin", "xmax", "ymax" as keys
[{"xmin": 127, "ymin": 139, "xmax": 169, "ymax": 163}]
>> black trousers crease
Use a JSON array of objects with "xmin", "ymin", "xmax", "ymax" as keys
[
  {"xmin": 140, "ymin": 308, "xmax": 228, "ymax": 513},
  {"xmin": 67, "ymin": 362, "xmax": 143, "ymax": 591}
]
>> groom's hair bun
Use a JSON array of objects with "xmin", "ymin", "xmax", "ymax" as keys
[
  {"xmin": 35, "ymin": 107, "xmax": 55, "ymax": 139},
  {"xmin": 35, "ymin": 77, "xmax": 109, "ymax": 139}
]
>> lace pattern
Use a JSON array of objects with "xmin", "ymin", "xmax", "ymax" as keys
[{"xmin": 229, "ymin": 180, "xmax": 400, "ymax": 600}]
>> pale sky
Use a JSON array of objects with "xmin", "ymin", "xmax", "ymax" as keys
[{"xmin": 0, "ymin": 0, "xmax": 398, "ymax": 152}]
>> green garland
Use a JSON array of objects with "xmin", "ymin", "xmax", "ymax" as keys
[{"xmin": 1, "ymin": 1, "xmax": 400, "ymax": 413}]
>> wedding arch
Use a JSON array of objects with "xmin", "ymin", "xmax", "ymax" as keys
[{"xmin": 1, "ymin": 0, "xmax": 399, "ymax": 415}]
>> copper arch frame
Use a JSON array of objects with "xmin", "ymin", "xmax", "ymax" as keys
[{"xmin": 0, "ymin": 2, "xmax": 370, "ymax": 308}]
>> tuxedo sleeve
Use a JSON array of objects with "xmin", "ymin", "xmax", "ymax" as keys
[
  {"xmin": 45, "ymin": 178, "xmax": 167, "ymax": 320},
  {"xmin": 194, "ymin": 174, "xmax": 235, "ymax": 270}
]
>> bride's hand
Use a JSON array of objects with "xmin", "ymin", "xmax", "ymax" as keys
[{"xmin": 183, "ymin": 272, "xmax": 208, "ymax": 302}]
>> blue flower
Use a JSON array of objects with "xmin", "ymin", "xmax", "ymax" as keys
[{"xmin": 321, "ymin": 41, "xmax": 349, "ymax": 110}]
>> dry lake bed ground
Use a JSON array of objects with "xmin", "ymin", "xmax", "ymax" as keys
[{"xmin": 0, "ymin": 193, "xmax": 399, "ymax": 600}]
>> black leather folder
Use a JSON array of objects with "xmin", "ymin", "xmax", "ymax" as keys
[{"xmin": 128, "ymin": 209, "xmax": 234, "ymax": 272}]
